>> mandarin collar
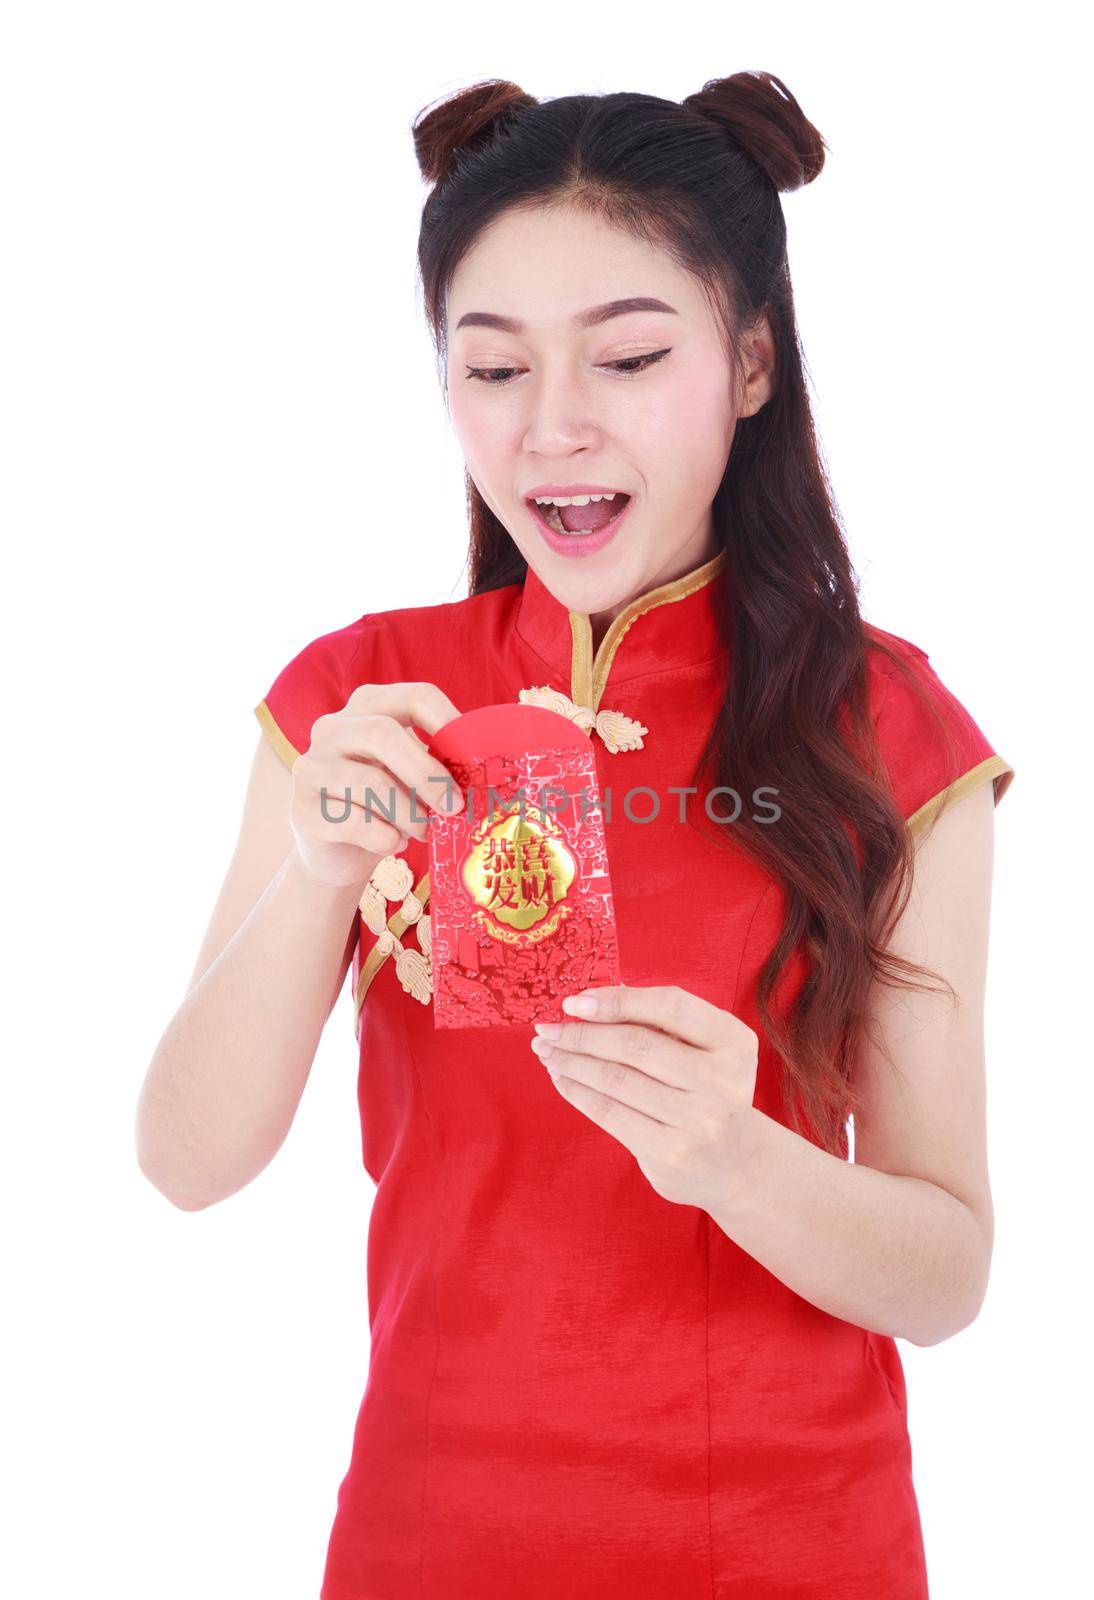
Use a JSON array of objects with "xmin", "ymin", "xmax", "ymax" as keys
[{"xmin": 515, "ymin": 545, "xmax": 729, "ymax": 714}]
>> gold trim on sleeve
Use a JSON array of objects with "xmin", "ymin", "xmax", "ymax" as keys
[
  {"xmin": 906, "ymin": 754, "xmax": 1015, "ymax": 837},
  {"xmin": 253, "ymin": 699, "xmax": 300, "ymax": 771}
]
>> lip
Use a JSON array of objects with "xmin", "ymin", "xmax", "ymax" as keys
[
  {"xmin": 525, "ymin": 490, "xmax": 635, "ymax": 559},
  {"xmin": 524, "ymin": 482, "xmax": 632, "ymax": 499}
]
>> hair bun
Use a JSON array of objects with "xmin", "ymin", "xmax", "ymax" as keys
[
  {"xmin": 682, "ymin": 71, "xmax": 825, "ymax": 192},
  {"xmin": 412, "ymin": 78, "xmax": 539, "ymax": 186}
]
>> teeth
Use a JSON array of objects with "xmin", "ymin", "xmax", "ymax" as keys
[
  {"xmin": 532, "ymin": 491, "xmax": 625, "ymax": 507},
  {"xmin": 536, "ymin": 497, "xmax": 629, "ymax": 536}
]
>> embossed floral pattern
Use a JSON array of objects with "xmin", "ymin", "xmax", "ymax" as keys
[
  {"xmin": 517, "ymin": 685, "xmax": 648, "ymax": 752},
  {"xmin": 358, "ymin": 854, "xmax": 432, "ymax": 1004}
]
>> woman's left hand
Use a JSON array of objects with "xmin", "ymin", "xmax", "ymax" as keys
[{"xmin": 530, "ymin": 983, "xmax": 759, "ymax": 1212}]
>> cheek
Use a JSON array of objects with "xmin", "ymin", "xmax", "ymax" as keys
[
  {"xmin": 448, "ymin": 386, "xmax": 507, "ymax": 477},
  {"xmin": 628, "ymin": 366, "xmax": 734, "ymax": 483}
]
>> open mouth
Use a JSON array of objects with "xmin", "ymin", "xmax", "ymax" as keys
[{"xmin": 526, "ymin": 491, "xmax": 632, "ymax": 537}]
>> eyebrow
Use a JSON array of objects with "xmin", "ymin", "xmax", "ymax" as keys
[{"xmin": 453, "ymin": 296, "xmax": 679, "ymax": 334}]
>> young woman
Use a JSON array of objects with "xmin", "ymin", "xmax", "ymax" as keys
[{"xmin": 137, "ymin": 72, "xmax": 1015, "ymax": 1598}]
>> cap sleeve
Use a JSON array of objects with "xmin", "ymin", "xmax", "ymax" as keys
[
  {"xmin": 871, "ymin": 636, "xmax": 1015, "ymax": 836},
  {"xmin": 253, "ymin": 615, "xmax": 370, "ymax": 770}
]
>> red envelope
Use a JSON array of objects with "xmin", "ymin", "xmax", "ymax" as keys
[{"xmin": 425, "ymin": 703, "xmax": 621, "ymax": 1029}]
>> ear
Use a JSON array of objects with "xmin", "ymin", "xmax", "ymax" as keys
[{"xmin": 736, "ymin": 312, "xmax": 775, "ymax": 418}]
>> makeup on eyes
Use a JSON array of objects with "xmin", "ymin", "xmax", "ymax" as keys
[
  {"xmin": 457, "ymin": 340, "xmax": 671, "ymax": 384},
  {"xmin": 464, "ymin": 347, "xmax": 672, "ymax": 386}
]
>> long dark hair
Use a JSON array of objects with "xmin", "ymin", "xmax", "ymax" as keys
[{"xmin": 410, "ymin": 73, "xmax": 958, "ymax": 1156}]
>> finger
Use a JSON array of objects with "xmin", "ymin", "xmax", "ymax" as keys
[
  {"xmin": 549, "ymin": 1066, "xmax": 674, "ymax": 1148},
  {"xmin": 345, "ymin": 680, "xmax": 462, "ymax": 737},
  {"xmin": 536, "ymin": 1018, "xmax": 695, "ymax": 1089},
  {"xmin": 534, "ymin": 1040, "xmax": 686, "ymax": 1125},
  {"xmin": 309, "ymin": 800, "xmax": 407, "ymax": 857},
  {"xmin": 318, "ymin": 761, "xmax": 431, "ymax": 840},
  {"xmin": 564, "ymin": 984, "xmax": 726, "ymax": 1050},
  {"xmin": 320, "ymin": 712, "xmax": 464, "ymax": 816}
]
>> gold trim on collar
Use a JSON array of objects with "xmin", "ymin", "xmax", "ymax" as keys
[{"xmin": 568, "ymin": 546, "xmax": 727, "ymax": 712}]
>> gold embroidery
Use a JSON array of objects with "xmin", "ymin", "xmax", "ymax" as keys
[
  {"xmin": 394, "ymin": 942, "xmax": 432, "ymax": 1003},
  {"xmin": 370, "ymin": 854, "xmax": 414, "ymax": 902},
  {"xmin": 355, "ymin": 857, "xmax": 433, "ymax": 1027},
  {"xmin": 517, "ymin": 685, "xmax": 649, "ymax": 752},
  {"xmin": 591, "ymin": 706, "xmax": 649, "ymax": 754},
  {"xmin": 515, "ymin": 683, "xmax": 594, "ymax": 731},
  {"xmin": 358, "ymin": 881, "xmax": 391, "ymax": 936}
]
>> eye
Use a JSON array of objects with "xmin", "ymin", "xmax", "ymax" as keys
[
  {"xmin": 464, "ymin": 365, "xmax": 523, "ymax": 385},
  {"xmin": 462, "ymin": 348, "xmax": 673, "ymax": 387},
  {"xmin": 604, "ymin": 348, "xmax": 672, "ymax": 376}
]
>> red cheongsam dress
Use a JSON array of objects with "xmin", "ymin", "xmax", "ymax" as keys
[{"xmin": 253, "ymin": 546, "xmax": 1015, "ymax": 1600}]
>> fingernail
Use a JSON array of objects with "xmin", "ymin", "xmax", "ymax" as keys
[
  {"xmin": 533, "ymin": 1022, "xmax": 562, "ymax": 1039},
  {"xmin": 563, "ymin": 995, "xmax": 597, "ymax": 1016}
]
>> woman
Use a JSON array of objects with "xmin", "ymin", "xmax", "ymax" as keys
[{"xmin": 137, "ymin": 72, "xmax": 1015, "ymax": 1598}]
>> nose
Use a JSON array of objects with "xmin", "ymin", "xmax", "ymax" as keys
[{"xmin": 521, "ymin": 363, "xmax": 603, "ymax": 458}]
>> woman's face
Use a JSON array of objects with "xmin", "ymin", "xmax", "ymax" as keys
[{"xmin": 445, "ymin": 201, "xmax": 772, "ymax": 621}]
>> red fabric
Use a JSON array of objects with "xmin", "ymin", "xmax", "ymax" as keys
[
  {"xmin": 255, "ymin": 558, "xmax": 1013, "ymax": 1598},
  {"xmin": 258, "ymin": 612, "xmax": 384, "ymax": 756},
  {"xmin": 866, "ymin": 625, "xmax": 1014, "ymax": 823}
]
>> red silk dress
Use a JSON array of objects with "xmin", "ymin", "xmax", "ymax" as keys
[{"xmin": 254, "ymin": 547, "xmax": 1014, "ymax": 1599}]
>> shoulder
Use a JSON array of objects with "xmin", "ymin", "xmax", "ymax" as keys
[
  {"xmin": 253, "ymin": 583, "xmax": 522, "ymax": 768},
  {"xmin": 863, "ymin": 618, "xmax": 929, "ymax": 678},
  {"xmin": 860, "ymin": 621, "xmax": 1015, "ymax": 836}
]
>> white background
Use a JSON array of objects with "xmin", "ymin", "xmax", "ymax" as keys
[{"xmin": 4, "ymin": 4, "xmax": 1088, "ymax": 1595}]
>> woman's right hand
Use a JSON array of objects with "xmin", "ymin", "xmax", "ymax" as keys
[{"xmin": 288, "ymin": 681, "xmax": 465, "ymax": 889}]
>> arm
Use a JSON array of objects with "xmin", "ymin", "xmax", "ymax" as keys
[
  {"xmin": 708, "ymin": 781, "xmax": 997, "ymax": 1346},
  {"xmin": 134, "ymin": 680, "xmax": 464, "ymax": 1213},
  {"xmin": 134, "ymin": 734, "xmax": 365, "ymax": 1212}
]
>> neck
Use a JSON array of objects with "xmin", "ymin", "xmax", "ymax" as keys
[{"xmin": 587, "ymin": 517, "xmax": 721, "ymax": 650}]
